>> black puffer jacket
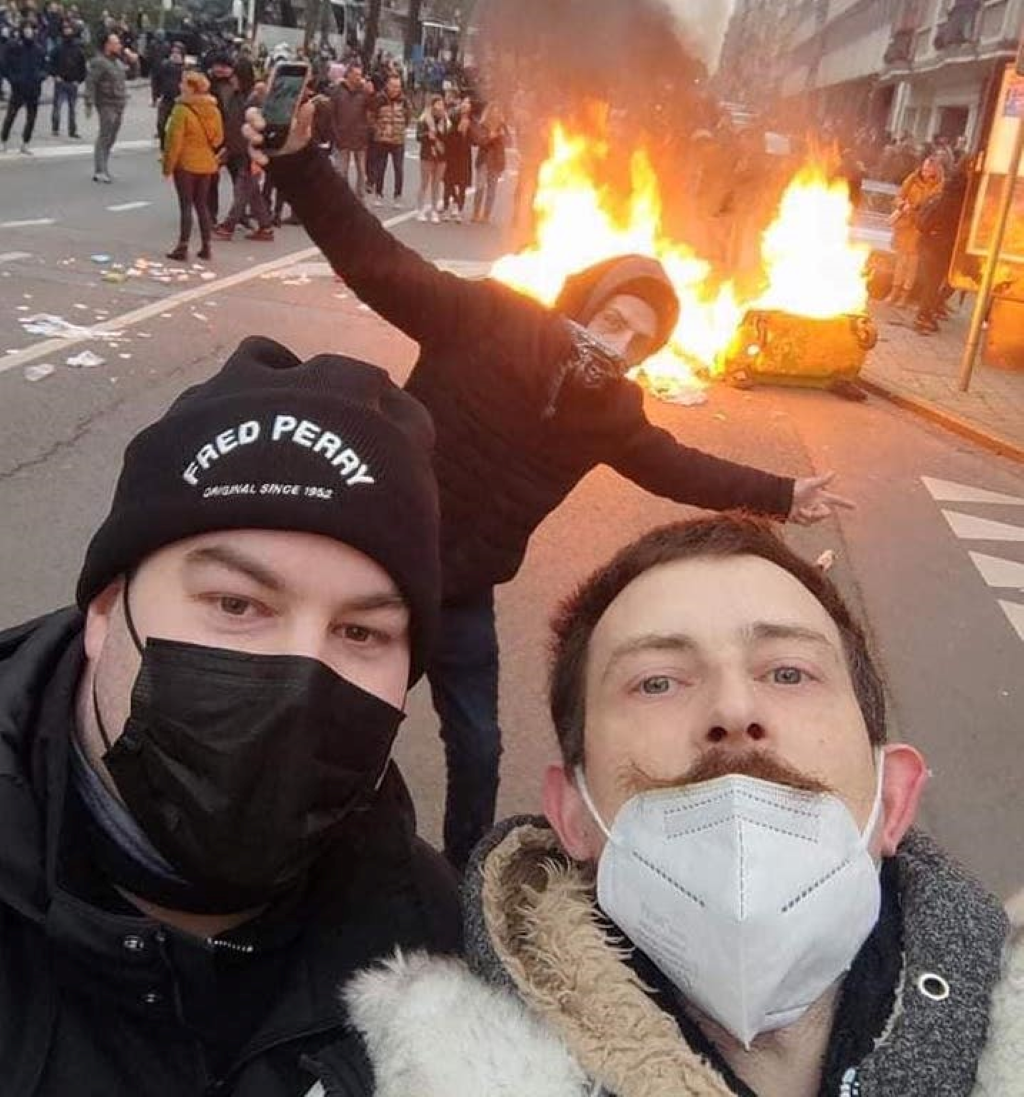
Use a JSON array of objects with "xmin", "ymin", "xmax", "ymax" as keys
[
  {"xmin": 0, "ymin": 609, "xmax": 460, "ymax": 1097},
  {"xmin": 271, "ymin": 147, "xmax": 794, "ymax": 603}
]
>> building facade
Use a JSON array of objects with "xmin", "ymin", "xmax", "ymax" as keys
[{"xmin": 719, "ymin": 0, "xmax": 1022, "ymax": 146}]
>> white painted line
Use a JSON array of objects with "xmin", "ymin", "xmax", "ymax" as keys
[
  {"xmin": 0, "ymin": 205, "xmax": 421, "ymax": 377},
  {"xmin": 922, "ymin": 476, "xmax": 1024, "ymax": 507},
  {"xmin": 0, "ymin": 139, "xmax": 153, "ymax": 163},
  {"xmin": 969, "ymin": 552, "xmax": 1024, "ymax": 589},
  {"xmin": 942, "ymin": 510, "xmax": 1024, "ymax": 542},
  {"xmin": 107, "ymin": 201, "xmax": 151, "ymax": 212},
  {"xmin": 997, "ymin": 600, "xmax": 1024, "ymax": 643},
  {"xmin": 0, "ymin": 251, "xmax": 31, "ymax": 263},
  {"xmin": 0, "ymin": 218, "xmax": 56, "ymax": 229}
]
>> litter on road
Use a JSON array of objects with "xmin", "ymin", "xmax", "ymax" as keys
[
  {"xmin": 66, "ymin": 350, "xmax": 105, "ymax": 368},
  {"xmin": 23, "ymin": 363, "xmax": 55, "ymax": 382},
  {"xmin": 19, "ymin": 314, "xmax": 124, "ymax": 341}
]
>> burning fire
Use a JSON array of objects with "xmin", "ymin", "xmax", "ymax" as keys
[{"xmin": 491, "ymin": 121, "xmax": 870, "ymax": 393}]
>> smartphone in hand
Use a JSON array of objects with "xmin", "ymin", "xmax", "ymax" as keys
[{"xmin": 262, "ymin": 62, "xmax": 311, "ymax": 151}]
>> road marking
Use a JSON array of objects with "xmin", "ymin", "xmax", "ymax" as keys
[
  {"xmin": 998, "ymin": 600, "xmax": 1024, "ymax": 642},
  {"xmin": 107, "ymin": 201, "xmax": 151, "ymax": 212},
  {"xmin": 0, "ymin": 218, "xmax": 55, "ymax": 229},
  {"xmin": 922, "ymin": 476, "xmax": 1024, "ymax": 507},
  {"xmin": 0, "ymin": 206, "xmax": 421, "ymax": 377},
  {"xmin": 0, "ymin": 251, "xmax": 31, "ymax": 263},
  {"xmin": 969, "ymin": 552, "xmax": 1024, "ymax": 589},
  {"xmin": 0, "ymin": 139, "xmax": 153, "ymax": 163},
  {"xmin": 942, "ymin": 510, "xmax": 1024, "ymax": 542}
]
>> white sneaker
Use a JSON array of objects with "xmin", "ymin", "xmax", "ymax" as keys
[
  {"xmin": 0, "ymin": 143, "xmax": 7, "ymax": 154},
  {"xmin": 453, "ymin": 211, "xmax": 463, "ymax": 223},
  {"xmin": 373, "ymin": 195, "xmax": 384, "ymax": 208},
  {"xmin": 19, "ymin": 144, "xmax": 32, "ymax": 156},
  {"xmin": 391, "ymin": 197, "xmax": 403, "ymax": 209},
  {"xmin": 416, "ymin": 207, "xmax": 429, "ymax": 222},
  {"xmin": 430, "ymin": 210, "xmax": 440, "ymax": 224}
]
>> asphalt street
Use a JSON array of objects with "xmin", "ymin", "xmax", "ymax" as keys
[{"xmin": 1, "ymin": 92, "xmax": 1022, "ymax": 904}]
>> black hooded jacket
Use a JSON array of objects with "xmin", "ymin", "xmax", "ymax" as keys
[
  {"xmin": 0, "ymin": 609, "xmax": 460, "ymax": 1097},
  {"xmin": 270, "ymin": 147, "xmax": 795, "ymax": 604}
]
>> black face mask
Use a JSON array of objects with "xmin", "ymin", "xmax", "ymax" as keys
[{"xmin": 94, "ymin": 586, "xmax": 405, "ymax": 909}]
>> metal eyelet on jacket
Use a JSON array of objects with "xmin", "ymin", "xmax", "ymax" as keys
[
  {"xmin": 121, "ymin": 934, "xmax": 146, "ymax": 953},
  {"xmin": 915, "ymin": 971, "xmax": 950, "ymax": 1001}
]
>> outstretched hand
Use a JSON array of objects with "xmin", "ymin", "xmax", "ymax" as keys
[
  {"xmin": 243, "ymin": 102, "xmax": 317, "ymax": 167},
  {"xmin": 788, "ymin": 472, "xmax": 855, "ymax": 526}
]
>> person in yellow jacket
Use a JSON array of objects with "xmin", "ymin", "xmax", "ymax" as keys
[
  {"xmin": 886, "ymin": 154, "xmax": 943, "ymax": 307},
  {"xmin": 161, "ymin": 70, "xmax": 224, "ymax": 262}
]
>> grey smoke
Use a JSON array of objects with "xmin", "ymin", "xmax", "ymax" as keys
[{"xmin": 659, "ymin": 0, "xmax": 737, "ymax": 70}]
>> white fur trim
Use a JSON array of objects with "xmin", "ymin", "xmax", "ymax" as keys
[
  {"xmin": 972, "ymin": 929, "xmax": 1024, "ymax": 1096},
  {"xmin": 343, "ymin": 950, "xmax": 588, "ymax": 1097}
]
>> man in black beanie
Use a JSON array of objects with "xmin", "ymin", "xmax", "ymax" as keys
[
  {"xmin": 247, "ymin": 106, "xmax": 856, "ymax": 872},
  {"xmin": 0, "ymin": 336, "xmax": 459, "ymax": 1097}
]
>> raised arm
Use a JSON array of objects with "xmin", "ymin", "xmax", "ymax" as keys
[{"xmin": 268, "ymin": 141, "xmax": 503, "ymax": 350}]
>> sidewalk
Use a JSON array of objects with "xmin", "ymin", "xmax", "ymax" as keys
[{"xmin": 861, "ymin": 296, "xmax": 1024, "ymax": 462}]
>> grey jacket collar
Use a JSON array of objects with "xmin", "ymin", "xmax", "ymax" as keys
[{"xmin": 461, "ymin": 818, "xmax": 1011, "ymax": 1097}]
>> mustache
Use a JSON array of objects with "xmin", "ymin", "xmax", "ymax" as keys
[{"xmin": 618, "ymin": 748, "xmax": 835, "ymax": 799}]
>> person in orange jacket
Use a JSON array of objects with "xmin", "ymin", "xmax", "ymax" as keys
[{"xmin": 161, "ymin": 70, "xmax": 224, "ymax": 262}]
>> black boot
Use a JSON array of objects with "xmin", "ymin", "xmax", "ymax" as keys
[
  {"xmin": 197, "ymin": 242, "xmax": 212, "ymax": 261},
  {"xmin": 166, "ymin": 243, "xmax": 188, "ymax": 261}
]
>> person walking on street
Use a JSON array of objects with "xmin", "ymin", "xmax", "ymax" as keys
[
  {"xmin": 441, "ymin": 95, "xmax": 472, "ymax": 222},
  {"xmin": 249, "ymin": 104, "xmax": 855, "ymax": 872},
  {"xmin": 329, "ymin": 60, "xmax": 372, "ymax": 198},
  {"xmin": 369, "ymin": 72, "xmax": 409, "ymax": 208},
  {"xmin": 49, "ymin": 22, "xmax": 85, "ymax": 138},
  {"xmin": 161, "ymin": 69, "xmax": 223, "ymax": 262},
  {"xmin": 85, "ymin": 30, "xmax": 131, "ymax": 183},
  {"xmin": 472, "ymin": 101, "xmax": 509, "ymax": 224},
  {"xmin": 214, "ymin": 75, "xmax": 275, "ymax": 241},
  {"xmin": 416, "ymin": 93, "xmax": 448, "ymax": 222},
  {"xmin": 1, "ymin": 21, "xmax": 46, "ymax": 154},
  {"xmin": 886, "ymin": 154, "xmax": 943, "ymax": 307},
  {"xmin": 152, "ymin": 39, "xmax": 183, "ymax": 148}
]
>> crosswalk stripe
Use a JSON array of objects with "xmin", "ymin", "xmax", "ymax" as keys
[
  {"xmin": 0, "ymin": 218, "xmax": 55, "ymax": 229},
  {"xmin": 107, "ymin": 201, "xmax": 151, "ymax": 212},
  {"xmin": 922, "ymin": 476, "xmax": 1024, "ymax": 506},
  {"xmin": 998, "ymin": 600, "xmax": 1024, "ymax": 642},
  {"xmin": 942, "ymin": 510, "xmax": 1024, "ymax": 542},
  {"xmin": 969, "ymin": 552, "xmax": 1024, "ymax": 589},
  {"xmin": 0, "ymin": 250, "xmax": 31, "ymax": 262}
]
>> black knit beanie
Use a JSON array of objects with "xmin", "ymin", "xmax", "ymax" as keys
[{"xmin": 77, "ymin": 336, "xmax": 440, "ymax": 681}]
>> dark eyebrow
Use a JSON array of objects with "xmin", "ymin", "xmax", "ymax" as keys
[
  {"xmin": 184, "ymin": 545, "xmax": 285, "ymax": 592},
  {"xmin": 183, "ymin": 545, "xmax": 408, "ymax": 615},
  {"xmin": 602, "ymin": 633, "xmax": 699, "ymax": 681}
]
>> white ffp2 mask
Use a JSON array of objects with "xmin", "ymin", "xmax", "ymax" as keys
[{"xmin": 576, "ymin": 755, "xmax": 885, "ymax": 1048}]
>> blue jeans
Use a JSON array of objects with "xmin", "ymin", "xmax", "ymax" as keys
[
  {"xmin": 427, "ymin": 592, "xmax": 502, "ymax": 871},
  {"xmin": 51, "ymin": 78, "xmax": 78, "ymax": 135}
]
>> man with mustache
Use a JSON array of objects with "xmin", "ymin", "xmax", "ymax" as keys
[{"xmin": 338, "ymin": 515, "xmax": 1020, "ymax": 1097}]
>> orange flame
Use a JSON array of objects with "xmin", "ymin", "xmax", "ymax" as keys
[{"xmin": 491, "ymin": 119, "xmax": 869, "ymax": 393}]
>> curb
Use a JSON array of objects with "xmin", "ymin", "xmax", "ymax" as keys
[{"xmin": 858, "ymin": 376, "xmax": 1024, "ymax": 465}]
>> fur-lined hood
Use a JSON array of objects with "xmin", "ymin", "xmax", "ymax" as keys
[{"xmin": 343, "ymin": 820, "xmax": 1020, "ymax": 1097}]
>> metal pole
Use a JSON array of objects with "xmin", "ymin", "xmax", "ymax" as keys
[{"xmin": 959, "ymin": 48, "xmax": 1024, "ymax": 390}]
